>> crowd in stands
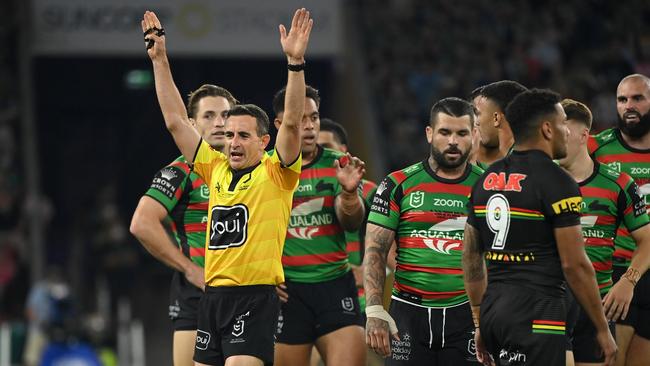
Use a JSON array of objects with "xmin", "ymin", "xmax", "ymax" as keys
[{"xmin": 354, "ymin": 0, "xmax": 650, "ymax": 170}]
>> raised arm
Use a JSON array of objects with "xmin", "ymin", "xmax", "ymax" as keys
[
  {"xmin": 275, "ymin": 8, "xmax": 313, "ymax": 165},
  {"xmin": 142, "ymin": 11, "xmax": 200, "ymax": 161},
  {"xmin": 130, "ymin": 196, "xmax": 204, "ymax": 290},
  {"xmin": 363, "ymin": 223, "xmax": 398, "ymax": 358},
  {"xmin": 335, "ymin": 155, "xmax": 366, "ymax": 231},
  {"xmin": 556, "ymin": 225, "xmax": 617, "ymax": 365}
]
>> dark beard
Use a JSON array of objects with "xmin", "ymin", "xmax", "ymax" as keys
[
  {"xmin": 431, "ymin": 146, "xmax": 470, "ymax": 169},
  {"xmin": 618, "ymin": 110, "xmax": 650, "ymax": 138}
]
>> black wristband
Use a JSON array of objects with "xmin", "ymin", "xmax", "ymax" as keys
[{"xmin": 287, "ymin": 63, "xmax": 306, "ymax": 72}]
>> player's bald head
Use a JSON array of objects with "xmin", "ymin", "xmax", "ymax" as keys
[{"xmin": 618, "ymin": 74, "xmax": 650, "ymax": 91}]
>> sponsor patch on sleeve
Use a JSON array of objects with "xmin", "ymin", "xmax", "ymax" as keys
[
  {"xmin": 551, "ymin": 196, "xmax": 582, "ymax": 215},
  {"xmin": 627, "ymin": 183, "xmax": 647, "ymax": 217},
  {"xmin": 370, "ymin": 177, "xmax": 396, "ymax": 216},
  {"xmin": 150, "ymin": 166, "xmax": 185, "ymax": 199}
]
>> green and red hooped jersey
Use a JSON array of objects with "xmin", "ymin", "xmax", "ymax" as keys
[
  {"xmin": 281, "ymin": 146, "xmax": 351, "ymax": 283},
  {"xmin": 589, "ymin": 128, "xmax": 650, "ymax": 267},
  {"xmin": 368, "ymin": 161, "xmax": 483, "ymax": 308},
  {"xmin": 144, "ymin": 156, "xmax": 209, "ymax": 267},
  {"xmin": 576, "ymin": 161, "xmax": 649, "ymax": 295},
  {"xmin": 345, "ymin": 179, "xmax": 377, "ymax": 311}
]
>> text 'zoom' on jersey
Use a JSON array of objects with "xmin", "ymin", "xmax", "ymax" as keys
[
  {"xmin": 282, "ymin": 147, "xmax": 351, "ymax": 283},
  {"xmin": 589, "ymin": 128, "xmax": 650, "ymax": 266},
  {"xmin": 193, "ymin": 141, "xmax": 301, "ymax": 287},
  {"xmin": 368, "ymin": 161, "xmax": 484, "ymax": 308},
  {"xmin": 467, "ymin": 150, "xmax": 583, "ymax": 295}
]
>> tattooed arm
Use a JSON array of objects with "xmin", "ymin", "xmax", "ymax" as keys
[
  {"xmin": 462, "ymin": 223, "xmax": 492, "ymax": 364},
  {"xmin": 462, "ymin": 223, "xmax": 486, "ymax": 307},
  {"xmin": 363, "ymin": 223, "xmax": 398, "ymax": 357}
]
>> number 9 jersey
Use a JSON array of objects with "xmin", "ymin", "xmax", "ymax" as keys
[{"xmin": 467, "ymin": 150, "xmax": 583, "ymax": 295}]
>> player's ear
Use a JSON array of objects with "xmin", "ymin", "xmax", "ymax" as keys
[
  {"xmin": 541, "ymin": 121, "xmax": 553, "ymax": 140},
  {"xmin": 425, "ymin": 125, "xmax": 434, "ymax": 144},
  {"xmin": 341, "ymin": 144, "xmax": 348, "ymax": 153},
  {"xmin": 493, "ymin": 112, "xmax": 501, "ymax": 128},
  {"xmin": 274, "ymin": 118, "xmax": 282, "ymax": 130},
  {"xmin": 261, "ymin": 134, "xmax": 271, "ymax": 149}
]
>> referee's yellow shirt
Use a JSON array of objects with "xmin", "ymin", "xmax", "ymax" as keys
[{"xmin": 193, "ymin": 140, "xmax": 301, "ymax": 286}]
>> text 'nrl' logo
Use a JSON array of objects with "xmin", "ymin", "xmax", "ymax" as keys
[
  {"xmin": 422, "ymin": 217, "xmax": 467, "ymax": 254},
  {"xmin": 160, "ymin": 168, "xmax": 178, "ymax": 180},
  {"xmin": 288, "ymin": 198, "xmax": 325, "ymax": 239}
]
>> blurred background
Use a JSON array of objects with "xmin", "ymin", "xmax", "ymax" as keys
[{"xmin": 1, "ymin": 0, "xmax": 649, "ymax": 364}]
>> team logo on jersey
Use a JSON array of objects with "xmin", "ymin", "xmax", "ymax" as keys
[
  {"xmin": 196, "ymin": 330, "xmax": 211, "ymax": 350},
  {"xmin": 588, "ymin": 200, "xmax": 609, "ymax": 213},
  {"xmin": 209, "ymin": 204, "xmax": 249, "ymax": 250},
  {"xmin": 551, "ymin": 196, "xmax": 582, "ymax": 215},
  {"xmin": 200, "ymin": 185, "xmax": 210, "ymax": 199},
  {"xmin": 409, "ymin": 191, "xmax": 424, "ymax": 208},
  {"xmin": 483, "ymin": 172, "xmax": 527, "ymax": 192},
  {"xmin": 316, "ymin": 180, "xmax": 334, "ymax": 193},
  {"xmin": 606, "ymin": 161, "xmax": 622, "ymax": 173}
]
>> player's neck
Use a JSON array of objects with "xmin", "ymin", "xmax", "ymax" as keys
[
  {"xmin": 620, "ymin": 130, "xmax": 650, "ymax": 150},
  {"xmin": 427, "ymin": 156, "xmax": 466, "ymax": 180},
  {"xmin": 561, "ymin": 148, "xmax": 593, "ymax": 183},
  {"xmin": 302, "ymin": 145, "xmax": 320, "ymax": 165},
  {"xmin": 513, "ymin": 141, "xmax": 552, "ymax": 159},
  {"xmin": 476, "ymin": 146, "xmax": 501, "ymax": 165}
]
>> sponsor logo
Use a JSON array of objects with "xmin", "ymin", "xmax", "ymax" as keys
[
  {"xmin": 483, "ymin": 172, "xmax": 527, "ymax": 192},
  {"xmin": 196, "ymin": 330, "xmax": 211, "ymax": 350},
  {"xmin": 376, "ymin": 180, "xmax": 389, "ymax": 196},
  {"xmin": 424, "ymin": 239, "xmax": 462, "ymax": 254},
  {"xmin": 276, "ymin": 311, "xmax": 284, "ymax": 334},
  {"xmin": 151, "ymin": 166, "xmax": 184, "ymax": 199},
  {"xmin": 641, "ymin": 183, "xmax": 650, "ymax": 207},
  {"xmin": 215, "ymin": 182, "xmax": 222, "ymax": 193},
  {"xmin": 551, "ymin": 196, "xmax": 582, "ymax": 215},
  {"xmin": 391, "ymin": 332, "xmax": 412, "ymax": 361},
  {"xmin": 288, "ymin": 198, "xmax": 333, "ymax": 238},
  {"xmin": 580, "ymin": 215, "xmax": 606, "ymax": 238},
  {"xmin": 372, "ymin": 178, "xmax": 396, "ymax": 216},
  {"xmin": 296, "ymin": 184, "xmax": 312, "ymax": 193},
  {"xmin": 168, "ymin": 300, "xmax": 180, "ymax": 318},
  {"xmin": 160, "ymin": 168, "xmax": 178, "ymax": 180},
  {"xmin": 632, "ymin": 183, "xmax": 649, "ymax": 216},
  {"xmin": 499, "ymin": 349, "xmax": 527, "ymax": 363},
  {"xmin": 209, "ymin": 205, "xmax": 249, "ymax": 250},
  {"xmin": 433, "ymin": 198, "xmax": 465, "ymax": 208},
  {"xmin": 341, "ymin": 297, "xmax": 355, "ymax": 312},
  {"xmin": 631, "ymin": 167, "xmax": 650, "ymax": 175},
  {"xmin": 467, "ymin": 330, "xmax": 477, "ymax": 356},
  {"xmin": 409, "ymin": 191, "xmax": 424, "ymax": 208},
  {"xmin": 410, "ymin": 217, "xmax": 467, "ymax": 242}
]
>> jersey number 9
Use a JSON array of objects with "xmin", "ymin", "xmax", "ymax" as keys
[{"xmin": 486, "ymin": 194, "xmax": 510, "ymax": 250}]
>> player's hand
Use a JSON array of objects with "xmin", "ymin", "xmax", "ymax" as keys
[
  {"xmin": 334, "ymin": 154, "xmax": 366, "ymax": 193},
  {"xmin": 141, "ymin": 11, "xmax": 167, "ymax": 61},
  {"xmin": 351, "ymin": 265, "xmax": 364, "ymax": 287},
  {"xmin": 365, "ymin": 317, "xmax": 398, "ymax": 358},
  {"xmin": 602, "ymin": 279, "xmax": 634, "ymax": 321},
  {"xmin": 279, "ymin": 8, "xmax": 314, "ymax": 64},
  {"xmin": 473, "ymin": 328, "xmax": 494, "ymax": 366},
  {"xmin": 184, "ymin": 263, "xmax": 205, "ymax": 291},
  {"xmin": 595, "ymin": 328, "xmax": 617, "ymax": 366},
  {"xmin": 276, "ymin": 283, "xmax": 289, "ymax": 303}
]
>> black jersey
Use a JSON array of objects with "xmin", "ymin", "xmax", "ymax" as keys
[{"xmin": 467, "ymin": 150, "xmax": 582, "ymax": 295}]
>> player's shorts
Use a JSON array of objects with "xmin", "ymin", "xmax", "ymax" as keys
[
  {"xmin": 481, "ymin": 282, "xmax": 567, "ymax": 365},
  {"xmin": 275, "ymin": 271, "xmax": 363, "ymax": 344},
  {"xmin": 194, "ymin": 285, "xmax": 278, "ymax": 366},
  {"xmin": 612, "ymin": 266, "xmax": 650, "ymax": 339},
  {"xmin": 566, "ymin": 289, "xmax": 616, "ymax": 362},
  {"xmin": 385, "ymin": 299, "xmax": 479, "ymax": 365},
  {"xmin": 168, "ymin": 271, "xmax": 202, "ymax": 331}
]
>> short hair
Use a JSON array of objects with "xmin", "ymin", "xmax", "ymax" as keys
[
  {"xmin": 479, "ymin": 80, "xmax": 528, "ymax": 113},
  {"xmin": 505, "ymin": 88, "xmax": 562, "ymax": 143},
  {"xmin": 272, "ymin": 85, "xmax": 321, "ymax": 116},
  {"xmin": 468, "ymin": 85, "xmax": 484, "ymax": 101},
  {"xmin": 429, "ymin": 97, "xmax": 475, "ymax": 128},
  {"xmin": 187, "ymin": 84, "xmax": 238, "ymax": 118},
  {"xmin": 319, "ymin": 118, "xmax": 349, "ymax": 146},
  {"xmin": 227, "ymin": 104, "xmax": 270, "ymax": 136},
  {"xmin": 561, "ymin": 98, "xmax": 593, "ymax": 130}
]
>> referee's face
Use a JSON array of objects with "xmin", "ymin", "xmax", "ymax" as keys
[{"xmin": 225, "ymin": 115, "xmax": 269, "ymax": 170}]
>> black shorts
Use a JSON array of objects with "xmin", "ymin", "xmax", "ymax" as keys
[
  {"xmin": 386, "ymin": 300, "xmax": 479, "ymax": 365},
  {"xmin": 169, "ymin": 271, "xmax": 203, "ymax": 331},
  {"xmin": 194, "ymin": 285, "xmax": 279, "ymax": 366},
  {"xmin": 481, "ymin": 283, "xmax": 567, "ymax": 366},
  {"xmin": 566, "ymin": 289, "xmax": 616, "ymax": 363},
  {"xmin": 612, "ymin": 266, "xmax": 650, "ymax": 339},
  {"xmin": 275, "ymin": 271, "xmax": 363, "ymax": 344}
]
